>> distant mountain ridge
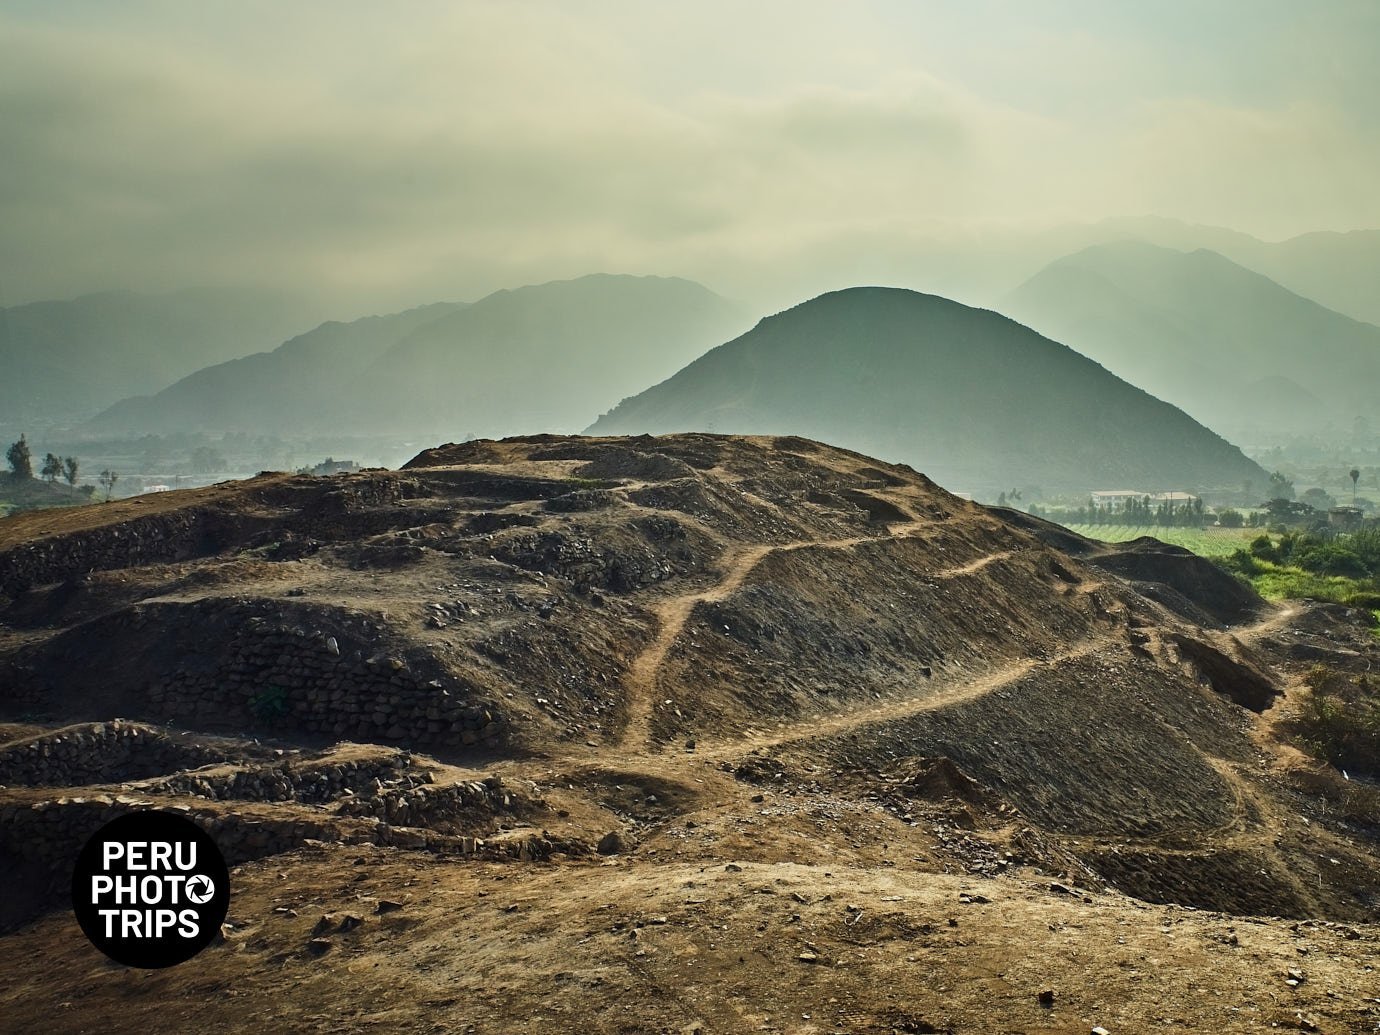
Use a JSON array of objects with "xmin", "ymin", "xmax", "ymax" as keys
[
  {"xmin": 345, "ymin": 275, "xmax": 749, "ymax": 437},
  {"xmin": 87, "ymin": 274, "xmax": 751, "ymax": 442},
  {"xmin": 89, "ymin": 302, "xmax": 466, "ymax": 436},
  {"xmin": 1078, "ymin": 217, "xmax": 1380, "ymax": 328},
  {"xmin": 589, "ymin": 286, "xmax": 1267, "ymax": 495},
  {"xmin": 0, "ymin": 287, "xmax": 319, "ymax": 425},
  {"xmin": 1001, "ymin": 240, "xmax": 1380, "ymax": 438}
]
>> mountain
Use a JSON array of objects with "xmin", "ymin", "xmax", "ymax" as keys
[
  {"xmin": 88, "ymin": 274, "xmax": 749, "ymax": 442},
  {"xmin": 88, "ymin": 302, "xmax": 466, "ymax": 436},
  {"xmin": 0, "ymin": 287, "xmax": 318, "ymax": 426},
  {"xmin": 1239, "ymin": 229, "xmax": 1380, "ymax": 328},
  {"xmin": 1063, "ymin": 217, "xmax": 1380, "ymax": 327},
  {"xmin": 588, "ymin": 287, "xmax": 1267, "ymax": 495},
  {"xmin": 1001, "ymin": 241, "xmax": 1380, "ymax": 438},
  {"xmin": 345, "ymin": 274, "xmax": 749, "ymax": 438}
]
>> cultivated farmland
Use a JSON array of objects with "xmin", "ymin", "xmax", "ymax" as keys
[{"xmin": 1061, "ymin": 523, "xmax": 1258, "ymax": 557}]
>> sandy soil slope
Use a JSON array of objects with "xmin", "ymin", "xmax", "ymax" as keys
[{"xmin": 1, "ymin": 434, "xmax": 1376, "ymax": 1032}]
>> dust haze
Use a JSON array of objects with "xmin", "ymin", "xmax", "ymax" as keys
[
  {"xmin": 5, "ymin": 7, "xmax": 1380, "ymax": 1032},
  {"xmin": 3, "ymin": 1, "xmax": 1378, "ymax": 314}
]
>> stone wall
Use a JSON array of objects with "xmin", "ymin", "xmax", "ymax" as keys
[
  {"xmin": 0, "ymin": 472, "xmax": 409, "ymax": 600},
  {"xmin": 151, "ymin": 750, "xmax": 426, "ymax": 804},
  {"xmin": 155, "ymin": 761, "xmax": 519, "ymax": 831},
  {"xmin": 5, "ymin": 599, "xmax": 510, "ymax": 751},
  {"xmin": 0, "ymin": 509, "xmax": 242, "ymax": 598},
  {"xmin": 0, "ymin": 721, "xmax": 226, "ymax": 787},
  {"xmin": 335, "ymin": 775, "xmax": 517, "ymax": 830},
  {"xmin": 149, "ymin": 615, "xmax": 507, "ymax": 748}
]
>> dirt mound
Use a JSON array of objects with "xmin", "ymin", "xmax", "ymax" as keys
[
  {"xmin": 1, "ymin": 432, "xmax": 1377, "ymax": 1030},
  {"xmin": 884, "ymin": 756, "xmax": 997, "ymax": 808},
  {"xmin": 989, "ymin": 504, "xmax": 1100, "ymax": 556},
  {"xmin": 1092, "ymin": 540, "xmax": 1264, "ymax": 626},
  {"xmin": 990, "ymin": 506, "xmax": 1266, "ymax": 627}
]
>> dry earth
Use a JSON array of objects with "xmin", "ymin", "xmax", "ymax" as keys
[{"xmin": 0, "ymin": 434, "xmax": 1377, "ymax": 1033}]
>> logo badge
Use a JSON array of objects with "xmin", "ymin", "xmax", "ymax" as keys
[{"xmin": 71, "ymin": 810, "xmax": 231, "ymax": 969}]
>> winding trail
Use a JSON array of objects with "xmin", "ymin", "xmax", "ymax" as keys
[
  {"xmin": 607, "ymin": 540, "xmax": 1307, "ymax": 772},
  {"xmin": 689, "ymin": 639, "xmax": 1099, "ymax": 764},
  {"xmin": 614, "ymin": 518, "xmax": 1020, "ymax": 752},
  {"xmin": 1231, "ymin": 603, "xmax": 1299, "ymax": 643}
]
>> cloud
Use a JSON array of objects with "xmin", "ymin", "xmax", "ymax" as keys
[
  {"xmin": 1111, "ymin": 100, "xmax": 1380, "ymax": 238},
  {"xmin": 0, "ymin": 2, "xmax": 1376, "ymax": 313}
]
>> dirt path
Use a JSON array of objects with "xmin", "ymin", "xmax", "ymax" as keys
[
  {"xmin": 930, "ymin": 547, "xmax": 1017, "ymax": 579},
  {"xmin": 615, "ymin": 520, "xmax": 922, "ymax": 749},
  {"xmin": 1222, "ymin": 601, "xmax": 1321, "ymax": 761},
  {"xmin": 615, "ymin": 521, "xmax": 1037, "ymax": 756},
  {"xmin": 602, "ymin": 587, "xmax": 1308, "ymax": 784},
  {"xmin": 1232, "ymin": 602, "xmax": 1299, "ymax": 642},
  {"xmin": 692, "ymin": 639, "xmax": 1099, "ymax": 763},
  {"xmin": 614, "ymin": 540, "xmax": 781, "ymax": 750}
]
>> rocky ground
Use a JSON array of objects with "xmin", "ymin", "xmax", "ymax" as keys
[{"xmin": 0, "ymin": 433, "xmax": 1377, "ymax": 1033}]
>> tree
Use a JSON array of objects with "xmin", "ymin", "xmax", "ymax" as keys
[
  {"xmin": 1301, "ymin": 487, "xmax": 1336, "ymax": 511},
  {"xmin": 6, "ymin": 434, "xmax": 32, "ymax": 479},
  {"xmin": 40, "ymin": 453, "xmax": 62, "ymax": 484},
  {"xmin": 1268, "ymin": 470, "xmax": 1295, "ymax": 501},
  {"xmin": 98, "ymin": 469, "xmax": 119, "ymax": 502},
  {"xmin": 1263, "ymin": 497, "xmax": 1316, "ymax": 525},
  {"xmin": 63, "ymin": 456, "xmax": 79, "ymax": 486}
]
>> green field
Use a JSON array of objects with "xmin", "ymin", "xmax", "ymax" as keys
[
  {"xmin": 1065, "ymin": 522, "xmax": 1380, "ymax": 633},
  {"xmin": 1060, "ymin": 524, "xmax": 1258, "ymax": 557}
]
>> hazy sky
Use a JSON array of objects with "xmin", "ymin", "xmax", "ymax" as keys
[{"xmin": 3, "ymin": 0, "xmax": 1377, "ymax": 312}]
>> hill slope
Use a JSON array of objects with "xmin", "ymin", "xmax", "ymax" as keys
[
  {"xmin": 347, "ymin": 274, "xmax": 750, "ymax": 439},
  {"xmin": 1002, "ymin": 241, "xmax": 1380, "ymax": 438},
  {"xmin": 589, "ymin": 287, "xmax": 1266, "ymax": 494},
  {"xmin": 0, "ymin": 287, "xmax": 317, "ymax": 425},
  {"xmin": 1087, "ymin": 217, "xmax": 1380, "ymax": 328},
  {"xmin": 89, "ymin": 275, "xmax": 749, "ymax": 441},
  {"xmin": 87, "ymin": 302, "xmax": 465, "ymax": 436},
  {"xmin": 1242, "ymin": 228, "xmax": 1380, "ymax": 328},
  {"xmin": 0, "ymin": 433, "xmax": 1376, "ymax": 1031}
]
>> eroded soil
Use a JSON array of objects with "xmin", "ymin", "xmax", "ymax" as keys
[{"xmin": 1, "ymin": 434, "xmax": 1377, "ymax": 1033}]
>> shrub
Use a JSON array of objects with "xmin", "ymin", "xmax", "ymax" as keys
[
  {"xmin": 1348, "ymin": 527, "xmax": 1380, "ymax": 570},
  {"xmin": 1219, "ymin": 548, "xmax": 1261, "ymax": 576},
  {"xmin": 1295, "ymin": 543, "xmax": 1371, "ymax": 578},
  {"xmin": 1288, "ymin": 667, "xmax": 1380, "ymax": 777}
]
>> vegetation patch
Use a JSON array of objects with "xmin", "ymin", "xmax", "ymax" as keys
[
  {"xmin": 1061, "ymin": 524, "xmax": 1257, "ymax": 557},
  {"xmin": 1287, "ymin": 666, "xmax": 1380, "ymax": 778},
  {"xmin": 1215, "ymin": 529, "xmax": 1380, "ymax": 607}
]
